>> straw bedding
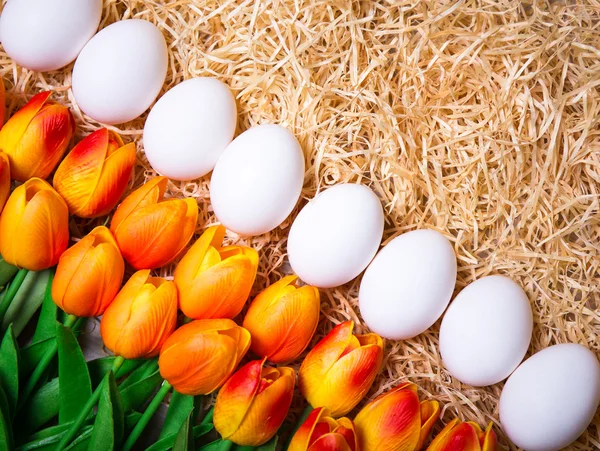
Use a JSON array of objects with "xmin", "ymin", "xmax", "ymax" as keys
[{"xmin": 2, "ymin": 0, "xmax": 600, "ymax": 449}]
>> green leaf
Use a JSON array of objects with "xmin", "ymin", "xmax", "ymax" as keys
[
  {"xmin": 32, "ymin": 275, "xmax": 58, "ymax": 344},
  {"xmin": 0, "ymin": 257, "xmax": 18, "ymax": 288},
  {"xmin": 0, "ymin": 386, "xmax": 14, "ymax": 451},
  {"xmin": 0, "ymin": 325, "xmax": 19, "ymax": 417},
  {"xmin": 118, "ymin": 358, "xmax": 159, "ymax": 391},
  {"xmin": 159, "ymin": 391, "xmax": 195, "ymax": 439},
  {"xmin": 63, "ymin": 427, "xmax": 92, "ymax": 451},
  {"xmin": 88, "ymin": 372, "xmax": 124, "ymax": 451},
  {"xmin": 17, "ymin": 426, "xmax": 93, "ymax": 451},
  {"xmin": 256, "ymin": 435, "xmax": 278, "ymax": 451},
  {"xmin": 87, "ymin": 357, "xmax": 143, "ymax": 388},
  {"xmin": 173, "ymin": 411, "xmax": 194, "ymax": 451},
  {"xmin": 197, "ymin": 440, "xmax": 225, "ymax": 451},
  {"xmin": 146, "ymin": 425, "xmax": 213, "ymax": 451},
  {"xmin": 2, "ymin": 269, "xmax": 51, "ymax": 337},
  {"xmin": 119, "ymin": 369, "xmax": 163, "ymax": 412},
  {"xmin": 15, "ymin": 378, "xmax": 59, "ymax": 436},
  {"xmin": 57, "ymin": 322, "xmax": 92, "ymax": 424},
  {"xmin": 124, "ymin": 412, "xmax": 142, "ymax": 432}
]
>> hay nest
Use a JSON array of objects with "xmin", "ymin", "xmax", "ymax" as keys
[{"xmin": 2, "ymin": 0, "xmax": 600, "ymax": 449}]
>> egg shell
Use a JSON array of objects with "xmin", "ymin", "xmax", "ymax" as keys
[
  {"xmin": 288, "ymin": 183, "xmax": 384, "ymax": 288},
  {"xmin": 0, "ymin": 0, "xmax": 101, "ymax": 72},
  {"xmin": 210, "ymin": 124, "xmax": 304, "ymax": 236},
  {"xmin": 439, "ymin": 275, "xmax": 532, "ymax": 386},
  {"xmin": 500, "ymin": 343, "xmax": 600, "ymax": 451},
  {"xmin": 143, "ymin": 78, "xmax": 237, "ymax": 181},
  {"xmin": 72, "ymin": 19, "xmax": 168, "ymax": 125},
  {"xmin": 358, "ymin": 229, "xmax": 456, "ymax": 340}
]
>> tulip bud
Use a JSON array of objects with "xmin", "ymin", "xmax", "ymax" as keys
[
  {"xmin": 110, "ymin": 176, "xmax": 198, "ymax": 269},
  {"xmin": 426, "ymin": 419, "xmax": 497, "ymax": 451},
  {"xmin": 288, "ymin": 407, "xmax": 358, "ymax": 451},
  {"xmin": 299, "ymin": 321, "xmax": 383, "ymax": 417},
  {"xmin": 158, "ymin": 319, "xmax": 251, "ymax": 395},
  {"xmin": 0, "ymin": 151, "xmax": 10, "ymax": 212},
  {"xmin": 0, "ymin": 178, "xmax": 69, "ymax": 270},
  {"xmin": 100, "ymin": 270, "xmax": 178, "ymax": 359},
  {"xmin": 214, "ymin": 359, "xmax": 295, "ymax": 446},
  {"xmin": 354, "ymin": 382, "xmax": 440, "ymax": 451},
  {"xmin": 52, "ymin": 226, "xmax": 124, "ymax": 317},
  {"xmin": 243, "ymin": 275, "xmax": 319, "ymax": 363},
  {"xmin": 0, "ymin": 92, "xmax": 74, "ymax": 181},
  {"xmin": 174, "ymin": 225, "xmax": 258, "ymax": 319},
  {"xmin": 53, "ymin": 128, "xmax": 136, "ymax": 218}
]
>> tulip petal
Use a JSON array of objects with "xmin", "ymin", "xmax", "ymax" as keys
[
  {"xmin": 308, "ymin": 433, "xmax": 353, "ymax": 451},
  {"xmin": 289, "ymin": 408, "xmax": 327, "ymax": 451},
  {"xmin": 481, "ymin": 423, "xmax": 497, "ymax": 451},
  {"xmin": 224, "ymin": 366, "xmax": 295, "ymax": 446},
  {"xmin": 110, "ymin": 176, "xmax": 168, "ymax": 232},
  {"xmin": 0, "ymin": 92, "xmax": 51, "ymax": 153},
  {"xmin": 215, "ymin": 360, "xmax": 263, "ymax": 439},
  {"xmin": 0, "ymin": 152, "xmax": 10, "ymax": 212},
  {"xmin": 173, "ymin": 197, "xmax": 198, "ymax": 257},
  {"xmin": 334, "ymin": 418, "xmax": 358, "ymax": 451},
  {"xmin": 426, "ymin": 420, "xmax": 481, "ymax": 451},
  {"xmin": 417, "ymin": 400, "xmax": 441, "ymax": 450}
]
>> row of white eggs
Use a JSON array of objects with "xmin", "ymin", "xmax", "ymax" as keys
[{"xmin": 2, "ymin": 2, "xmax": 599, "ymax": 450}]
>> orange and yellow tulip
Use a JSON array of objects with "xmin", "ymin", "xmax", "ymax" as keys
[
  {"xmin": 53, "ymin": 128, "xmax": 136, "ymax": 218},
  {"xmin": 174, "ymin": 225, "xmax": 258, "ymax": 319},
  {"xmin": 299, "ymin": 321, "xmax": 383, "ymax": 417},
  {"xmin": 288, "ymin": 407, "xmax": 358, "ymax": 451},
  {"xmin": 52, "ymin": 226, "xmax": 124, "ymax": 318},
  {"xmin": 426, "ymin": 420, "xmax": 497, "ymax": 451},
  {"xmin": 0, "ymin": 178, "xmax": 69, "ymax": 271},
  {"xmin": 100, "ymin": 270, "xmax": 178, "ymax": 360},
  {"xmin": 158, "ymin": 319, "xmax": 251, "ymax": 396},
  {"xmin": 214, "ymin": 359, "xmax": 295, "ymax": 446},
  {"xmin": 110, "ymin": 176, "xmax": 198, "ymax": 269},
  {"xmin": 243, "ymin": 275, "xmax": 319, "ymax": 363},
  {"xmin": 0, "ymin": 152, "xmax": 10, "ymax": 212},
  {"xmin": 354, "ymin": 382, "xmax": 440, "ymax": 451},
  {"xmin": 0, "ymin": 91, "xmax": 74, "ymax": 181}
]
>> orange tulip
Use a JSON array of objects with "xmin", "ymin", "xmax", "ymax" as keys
[
  {"xmin": 53, "ymin": 128, "xmax": 136, "ymax": 218},
  {"xmin": 214, "ymin": 359, "xmax": 295, "ymax": 446},
  {"xmin": 52, "ymin": 226, "xmax": 124, "ymax": 317},
  {"xmin": 299, "ymin": 321, "xmax": 383, "ymax": 417},
  {"xmin": 174, "ymin": 225, "xmax": 258, "ymax": 319},
  {"xmin": 243, "ymin": 275, "xmax": 319, "ymax": 363},
  {"xmin": 0, "ymin": 151, "xmax": 10, "ymax": 212},
  {"xmin": 158, "ymin": 319, "xmax": 251, "ymax": 395},
  {"xmin": 354, "ymin": 382, "xmax": 440, "ymax": 451},
  {"xmin": 110, "ymin": 176, "xmax": 198, "ymax": 269},
  {"xmin": 100, "ymin": 270, "xmax": 178, "ymax": 359},
  {"xmin": 0, "ymin": 178, "xmax": 69, "ymax": 271},
  {"xmin": 0, "ymin": 91, "xmax": 74, "ymax": 181},
  {"xmin": 426, "ymin": 420, "xmax": 497, "ymax": 451},
  {"xmin": 288, "ymin": 407, "xmax": 358, "ymax": 451}
]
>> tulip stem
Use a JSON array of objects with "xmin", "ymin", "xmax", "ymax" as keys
[
  {"xmin": 122, "ymin": 380, "xmax": 173, "ymax": 451},
  {"xmin": 56, "ymin": 355, "xmax": 126, "ymax": 451},
  {"xmin": 285, "ymin": 404, "xmax": 313, "ymax": 447},
  {"xmin": 0, "ymin": 268, "xmax": 28, "ymax": 321},
  {"xmin": 17, "ymin": 314, "xmax": 79, "ymax": 411}
]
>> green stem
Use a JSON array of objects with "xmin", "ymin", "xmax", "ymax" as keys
[
  {"xmin": 17, "ymin": 314, "xmax": 78, "ymax": 411},
  {"xmin": 0, "ymin": 268, "xmax": 28, "ymax": 321},
  {"xmin": 285, "ymin": 404, "xmax": 313, "ymax": 447},
  {"xmin": 122, "ymin": 381, "xmax": 172, "ymax": 451},
  {"xmin": 56, "ymin": 355, "xmax": 126, "ymax": 450}
]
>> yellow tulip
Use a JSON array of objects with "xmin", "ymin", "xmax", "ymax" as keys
[
  {"xmin": 0, "ymin": 178, "xmax": 69, "ymax": 270},
  {"xmin": 426, "ymin": 419, "xmax": 497, "ymax": 451},
  {"xmin": 243, "ymin": 275, "xmax": 319, "ymax": 363},
  {"xmin": 159, "ymin": 319, "xmax": 251, "ymax": 395},
  {"xmin": 0, "ymin": 91, "xmax": 74, "ymax": 181},
  {"xmin": 174, "ymin": 225, "xmax": 258, "ymax": 319},
  {"xmin": 214, "ymin": 359, "xmax": 295, "ymax": 446},
  {"xmin": 299, "ymin": 321, "xmax": 383, "ymax": 417}
]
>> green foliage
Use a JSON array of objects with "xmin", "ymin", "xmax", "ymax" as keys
[
  {"xmin": 160, "ymin": 391, "xmax": 196, "ymax": 439},
  {"xmin": 0, "ymin": 325, "xmax": 19, "ymax": 417},
  {"xmin": 88, "ymin": 372, "xmax": 124, "ymax": 451},
  {"xmin": 119, "ymin": 369, "xmax": 163, "ymax": 412}
]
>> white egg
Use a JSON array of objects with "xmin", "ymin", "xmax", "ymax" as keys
[
  {"xmin": 288, "ymin": 184, "xmax": 384, "ymax": 288},
  {"xmin": 359, "ymin": 230, "xmax": 456, "ymax": 340},
  {"xmin": 210, "ymin": 124, "xmax": 304, "ymax": 236},
  {"xmin": 143, "ymin": 78, "xmax": 237, "ymax": 180},
  {"xmin": 500, "ymin": 344, "xmax": 600, "ymax": 451},
  {"xmin": 0, "ymin": 0, "xmax": 101, "ymax": 72},
  {"xmin": 72, "ymin": 19, "xmax": 168, "ymax": 125},
  {"xmin": 439, "ymin": 275, "xmax": 532, "ymax": 386}
]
